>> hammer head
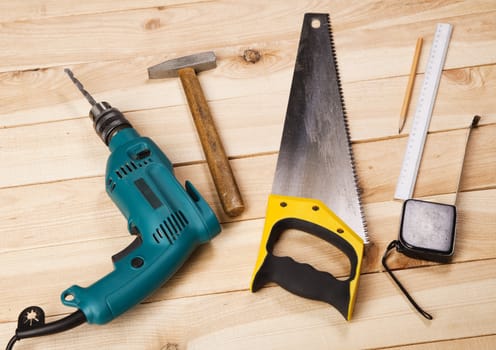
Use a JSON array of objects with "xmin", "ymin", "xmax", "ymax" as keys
[{"xmin": 148, "ymin": 51, "xmax": 217, "ymax": 79}]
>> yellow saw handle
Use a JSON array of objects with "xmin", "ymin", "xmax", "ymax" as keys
[{"xmin": 250, "ymin": 194, "xmax": 364, "ymax": 320}]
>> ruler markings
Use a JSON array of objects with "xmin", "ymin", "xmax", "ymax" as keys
[{"xmin": 394, "ymin": 23, "xmax": 453, "ymax": 200}]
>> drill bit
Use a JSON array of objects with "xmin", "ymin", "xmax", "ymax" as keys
[
  {"xmin": 64, "ymin": 68, "xmax": 97, "ymax": 106},
  {"xmin": 64, "ymin": 68, "xmax": 132, "ymax": 145}
]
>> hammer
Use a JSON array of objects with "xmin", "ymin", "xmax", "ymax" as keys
[{"xmin": 148, "ymin": 52, "xmax": 245, "ymax": 217}]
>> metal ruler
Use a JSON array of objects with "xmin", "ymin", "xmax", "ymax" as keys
[{"xmin": 394, "ymin": 23, "xmax": 453, "ymax": 200}]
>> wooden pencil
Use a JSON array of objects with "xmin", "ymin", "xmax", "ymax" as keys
[{"xmin": 399, "ymin": 37, "xmax": 423, "ymax": 133}]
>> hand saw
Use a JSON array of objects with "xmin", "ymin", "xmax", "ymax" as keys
[{"xmin": 250, "ymin": 13, "xmax": 368, "ymax": 320}]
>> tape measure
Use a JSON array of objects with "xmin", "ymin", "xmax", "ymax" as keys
[{"xmin": 394, "ymin": 23, "xmax": 453, "ymax": 200}]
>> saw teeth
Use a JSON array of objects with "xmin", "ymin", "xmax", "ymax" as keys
[{"xmin": 325, "ymin": 14, "xmax": 369, "ymax": 243}]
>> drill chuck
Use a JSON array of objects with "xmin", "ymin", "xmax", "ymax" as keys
[{"xmin": 90, "ymin": 102, "xmax": 132, "ymax": 145}]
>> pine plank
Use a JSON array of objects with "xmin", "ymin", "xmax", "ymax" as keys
[
  {"xmin": 0, "ymin": 49, "xmax": 293, "ymax": 128},
  {"xmin": 0, "ymin": 141, "xmax": 494, "ymax": 252},
  {"xmin": 0, "ymin": 1, "xmax": 208, "ymax": 23},
  {"xmin": 185, "ymin": 260, "xmax": 496, "ymax": 349},
  {"xmin": 0, "ymin": 259, "xmax": 494, "ymax": 349},
  {"xmin": 0, "ymin": 155, "xmax": 274, "ymax": 252},
  {"xmin": 0, "ymin": 110, "xmax": 493, "ymax": 196},
  {"xmin": 0, "ymin": 117, "xmax": 494, "ymax": 251},
  {"xmin": 0, "ymin": 60, "xmax": 493, "ymax": 146},
  {"xmin": 0, "ymin": 127, "xmax": 494, "ymax": 254},
  {"xmin": 355, "ymin": 123, "xmax": 496, "ymax": 203},
  {"xmin": 383, "ymin": 334, "xmax": 496, "ymax": 350},
  {"xmin": 0, "ymin": 0, "xmax": 494, "ymax": 79},
  {"xmin": 347, "ymin": 64, "xmax": 496, "ymax": 140},
  {"xmin": 0, "ymin": 102, "xmax": 284, "ymax": 188},
  {"xmin": 2, "ymin": 0, "xmax": 493, "ymax": 25},
  {"xmin": 0, "ymin": 30, "xmax": 495, "ymax": 132}
]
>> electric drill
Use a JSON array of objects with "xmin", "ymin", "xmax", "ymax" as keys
[{"xmin": 5, "ymin": 69, "xmax": 221, "ymax": 349}]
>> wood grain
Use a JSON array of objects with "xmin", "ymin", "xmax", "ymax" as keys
[
  {"xmin": 1, "ymin": 188, "xmax": 494, "ymax": 322},
  {"xmin": 0, "ymin": 61, "xmax": 493, "ymax": 140},
  {"xmin": 0, "ymin": 1, "xmax": 494, "ymax": 77},
  {"xmin": 0, "ymin": 1, "xmax": 495, "ymax": 349},
  {"xmin": 383, "ymin": 335, "xmax": 496, "ymax": 350},
  {"xmin": 0, "ymin": 113, "xmax": 493, "ymax": 191},
  {"xmin": 0, "ymin": 259, "xmax": 494, "ymax": 349},
  {"xmin": 0, "ymin": 0, "xmax": 210, "ymax": 23}
]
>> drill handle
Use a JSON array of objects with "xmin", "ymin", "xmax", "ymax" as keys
[{"xmin": 60, "ymin": 223, "xmax": 197, "ymax": 324}]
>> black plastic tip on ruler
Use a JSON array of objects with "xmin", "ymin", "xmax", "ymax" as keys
[
  {"xmin": 472, "ymin": 115, "xmax": 481, "ymax": 128},
  {"xmin": 64, "ymin": 68, "xmax": 97, "ymax": 106}
]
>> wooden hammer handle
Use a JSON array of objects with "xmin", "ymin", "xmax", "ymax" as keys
[{"xmin": 178, "ymin": 67, "xmax": 245, "ymax": 217}]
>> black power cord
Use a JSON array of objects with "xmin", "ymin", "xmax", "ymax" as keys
[
  {"xmin": 5, "ymin": 336, "xmax": 17, "ymax": 350},
  {"xmin": 5, "ymin": 308, "xmax": 86, "ymax": 350}
]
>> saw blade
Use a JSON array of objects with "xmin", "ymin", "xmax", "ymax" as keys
[{"xmin": 271, "ymin": 13, "xmax": 368, "ymax": 243}]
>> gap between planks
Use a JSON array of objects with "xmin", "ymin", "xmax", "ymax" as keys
[{"xmin": 375, "ymin": 334, "xmax": 496, "ymax": 350}]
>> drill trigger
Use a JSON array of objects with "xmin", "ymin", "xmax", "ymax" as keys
[{"xmin": 111, "ymin": 236, "xmax": 143, "ymax": 263}]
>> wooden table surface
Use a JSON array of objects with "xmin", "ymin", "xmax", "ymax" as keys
[{"xmin": 0, "ymin": 1, "xmax": 495, "ymax": 349}]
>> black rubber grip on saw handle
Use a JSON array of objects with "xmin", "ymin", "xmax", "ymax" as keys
[
  {"xmin": 251, "ymin": 218, "xmax": 359, "ymax": 320},
  {"xmin": 258, "ymin": 255, "xmax": 352, "ymax": 317}
]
